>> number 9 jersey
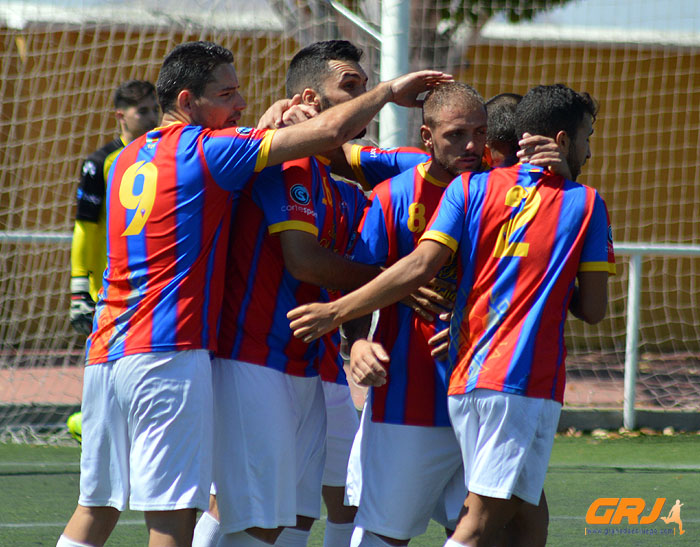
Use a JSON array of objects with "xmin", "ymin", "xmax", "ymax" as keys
[
  {"xmin": 85, "ymin": 122, "xmax": 274, "ymax": 365},
  {"xmin": 421, "ymin": 163, "xmax": 616, "ymax": 403}
]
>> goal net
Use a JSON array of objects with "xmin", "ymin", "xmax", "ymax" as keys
[{"xmin": 0, "ymin": 0, "xmax": 698, "ymax": 439}]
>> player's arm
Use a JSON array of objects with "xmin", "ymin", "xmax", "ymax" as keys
[
  {"xmin": 288, "ymin": 239, "xmax": 452, "ymax": 342},
  {"xmin": 321, "ymin": 144, "xmax": 356, "ymax": 181},
  {"xmin": 256, "ymin": 94, "xmax": 319, "ymax": 129},
  {"xmin": 569, "ymin": 271, "xmax": 608, "ymax": 324},
  {"xmin": 265, "ymin": 71, "xmax": 451, "ymax": 167},
  {"xmin": 279, "ymin": 230, "xmax": 380, "ymax": 291},
  {"xmin": 70, "ymin": 219, "xmax": 100, "ymax": 334}
]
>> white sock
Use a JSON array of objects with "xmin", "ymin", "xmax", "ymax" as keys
[
  {"xmin": 274, "ymin": 527, "xmax": 311, "ymax": 546},
  {"xmin": 444, "ymin": 539, "xmax": 467, "ymax": 547},
  {"xmin": 193, "ymin": 511, "xmax": 222, "ymax": 547},
  {"xmin": 351, "ymin": 528, "xmax": 398, "ymax": 547},
  {"xmin": 56, "ymin": 535, "xmax": 93, "ymax": 547},
  {"xmin": 217, "ymin": 530, "xmax": 273, "ymax": 546},
  {"xmin": 323, "ymin": 521, "xmax": 354, "ymax": 547}
]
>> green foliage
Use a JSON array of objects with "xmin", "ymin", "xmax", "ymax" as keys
[{"xmin": 444, "ymin": 0, "xmax": 576, "ymax": 29}]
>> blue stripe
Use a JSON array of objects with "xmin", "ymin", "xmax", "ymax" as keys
[
  {"xmin": 448, "ymin": 174, "xmax": 486, "ymax": 391},
  {"xmin": 383, "ymin": 305, "xmax": 412, "ymax": 422}
]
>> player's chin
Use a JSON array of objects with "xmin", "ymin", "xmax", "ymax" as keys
[{"xmin": 455, "ymin": 157, "xmax": 480, "ymax": 171}]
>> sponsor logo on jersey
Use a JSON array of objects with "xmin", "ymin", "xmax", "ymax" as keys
[
  {"xmin": 236, "ymin": 127, "xmax": 253, "ymax": 136},
  {"xmin": 82, "ymin": 160, "xmax": 97, "ymax": 177},
  {"xmin": 290, "ymin": 184, "xmax": 311, "ymax": 205}
]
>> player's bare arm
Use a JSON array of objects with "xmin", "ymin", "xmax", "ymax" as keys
[
  {"xmin": 321, "ymin": 144, "xmax": 356, "ymax": 181},
  {"xmin": 287, "ymin": 239, "xmax": 451, "ymax": 342},
  {"xmin": 568, "ymin": 270, "xmax": 609, "ymax": 324},
  {"xmin": 266, "ymin": 70, "xmax": 453, "ymax": 167},
  {"xmin": 279, "ymin": 230, "xmax": 380, "ymax": 290}
]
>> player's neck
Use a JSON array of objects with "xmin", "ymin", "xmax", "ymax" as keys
[
  {"xmin": 119, "ymin": 131, "xmax": 135, "ymax": 145},
  {"xmin": 161, "ymin": 111, "xmax": 191, "ymax": 127},
  {"xmin": 424, "ymin": 160, "xmax": 456, "ymax": 185}
]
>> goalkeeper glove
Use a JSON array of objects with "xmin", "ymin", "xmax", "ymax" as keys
[{"xmin": 70, "ymin": 277, "xmax": 95, "ymax": 335}]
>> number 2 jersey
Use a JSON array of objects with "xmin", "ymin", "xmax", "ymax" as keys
[
  {"xmin": 85, "ymin": 122, "xmax": 274, "ymax": 365},
  {"xmin": 355, "ymin": 162, "xmax": 456, "ymax": 427},
  {"xmin": 421, "ymin": 163, "xmax": 616, "ymax": 403}
]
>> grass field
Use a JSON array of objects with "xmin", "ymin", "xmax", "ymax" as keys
[{"xmin": 1, "ymin": 433, "xmax": 698, "ymax": 546}]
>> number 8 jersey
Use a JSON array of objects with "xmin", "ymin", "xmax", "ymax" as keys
[
  {"xmin": 421, "ymin": 163, "xmax": 616, "ymax": 403},
  {"xmin": 86, "ymin": 122, "xmax": 274, "ymax": 365}
]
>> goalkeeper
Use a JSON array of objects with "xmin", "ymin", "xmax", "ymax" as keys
[{"xmin": 69, "ymin": 80, "xmax": 159, "ymax": 334}]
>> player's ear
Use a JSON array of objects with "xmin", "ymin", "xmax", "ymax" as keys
[
  {"xmin": 115, "ymin": 108, "xmax": 126, "ymax": 132},
  {"xmin": 420, "ymin": 125, "xmax": 433, "ymax": 149},
  {"xmin": 177, "ymin": 89, "xmax": 195, "ymax": 116},
  {"xmin": 554, "ymin": 129, "xmax": 569, "ymax": 154},
  {"xmin": 301, "ymin": 88, "xmax": 320, "ymax": 109}
]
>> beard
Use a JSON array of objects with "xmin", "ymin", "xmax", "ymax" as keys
[
  {"xmin": 567, "ymin": 150, "xmax": 582, "ymax": 181},
  {"xmin": 432, "ymin": 152, "xmax": 474, "ymax": 178}
]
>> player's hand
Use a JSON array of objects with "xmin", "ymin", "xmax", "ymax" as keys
[
  {"xmin": 288, "ymin": 302, "xmax": 339, "ymax": 343},
  {"xmin": 517, "ymin": 133, "xmax": 572, "ymax": 179},
  {"xmin": 257, "ymin": 95, "xmax": 318, "ymax": 129},
  {"xmin": 428, "ymin": 319, "xmax": 451, "ymax": 360},
  {"xmin": 70, "ymin": 277, "xmax": 95, "ymax": 335},
  {"xmin": 349, "ymin": 339, "xmax": 388, "ymax": 387},
  {"xmin": 280, "ymin": 103, "xmax": 318, "ymax": 127},
  {"xmin": 387, "ymin": 70, "xmax": 454, "ymax": 108},
  {"xmin": 401, "ymin": 277, "xmax": 454, "ymax": 322}
]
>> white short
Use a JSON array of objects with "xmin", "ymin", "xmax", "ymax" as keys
[
  {"xmin": 448, "ymin": 389, "xmax": 561, "ymax": 506},
  {"xmin": 79, "ymin": 350, "xmax": 213, "ymax": 512},
  {"xmin": 322, "ymin": 381, "xmax": 360, "ymax": 487},
  {"xmin": 211, "ymin": 359, "xmax": 326, "ymax": 534},
  {"xmin": 346, "ymin": 404, "xmax": 464, "ymax": 540}
]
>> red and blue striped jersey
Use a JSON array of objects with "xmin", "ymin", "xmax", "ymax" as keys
[
  {"xmin": 355, "ymin": 162, "xmax": 456, "ymax": 427},
  {"xmin": 421, "ymin": 163, "xmax": 616, "ymax": 403},
  {"xmin": 217, "ymin": 156, "xmax": 369, "ymax": 378},
  {"xmin": 85, "ymin": 122, "xmax": 273, "ymax": 365},
  {"xmin": 349, "ymin": 144, "xmax": 429, "ymax": 190}
]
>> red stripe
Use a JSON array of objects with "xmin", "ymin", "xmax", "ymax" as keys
[
  {"xmin": 528, "ymin": 185, "xmax": 595, "ymax": 401},
  {"xmin": 403, "ymin": 316, "xmax": 437, "ymax": 424}
]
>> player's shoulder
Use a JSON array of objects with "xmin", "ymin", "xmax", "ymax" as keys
[
  {"xmin": 85, "ymin": 137, "xmax": 123, "ymax": 164},
  {"xmin": 376, "ymin": 162, "xmax": 421, "ymax": 191}
]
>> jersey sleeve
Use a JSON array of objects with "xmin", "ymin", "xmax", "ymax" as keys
[
  {"xmin": 579, "ymin": 191, "xmax": 616, "ymax": 274},
  {"xmin": 202, "ymin": 126, "xmax": 276, "ymax": 191},
  {"xmin": 254, "ymin": 159, "xmax": 320, "ymax": 237},
  {"xmin": 419, "ymin": 177, "xmax": 467, "ymax": 253},
  {"xmin": 350, "ymin": 144, "xmax": 429, "ymax": 191},
  {"xmin": 75, "ymin": 156, "xmax": 106, "ymax": 222},
  {"xmin": 354, "ymin": 192, "xmax": 389, "ymax": 266}
]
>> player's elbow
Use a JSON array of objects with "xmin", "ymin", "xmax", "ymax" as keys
[
  {"xmin": 411, "ymin": 250, "xmax": 442, "ymax": 287},
  {"xmin": 284, "ymin": 255, "xmax": 318, "ymax": 284},
  {"xmin": 580, "ymin": 306, "xmax": 606, "ymax": 325},
  {"xmin": 578, "ymin": 297, "xmax": 607, "ymax": 324}
]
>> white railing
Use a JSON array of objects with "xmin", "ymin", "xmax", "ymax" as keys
[
  {"xmin": 2, "ymin": 231, "xmax": 700, "ymax": 428},
  {"xmin": 615, "ymin": 243, "xmax": 700, "ymax": 429}
]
